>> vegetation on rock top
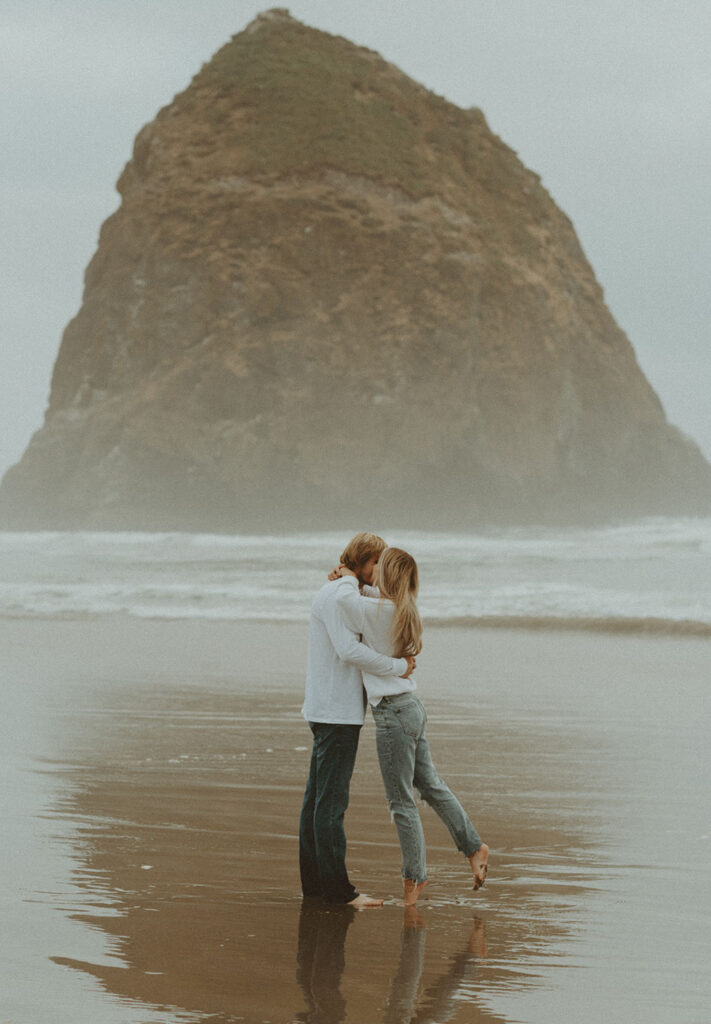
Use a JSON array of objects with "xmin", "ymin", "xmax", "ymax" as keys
[{"xmin": 185, "ymin": 13, "xmax": 493, "ymax": 199}]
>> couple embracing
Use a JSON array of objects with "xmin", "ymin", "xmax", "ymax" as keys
[{"xmin": 299, "ymin": 532, "xmax": 489, "ymax": 908}]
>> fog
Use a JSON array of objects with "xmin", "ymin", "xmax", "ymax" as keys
[{"xmin": 2, "ymin": 0, "xmax": 709, "ymax": 479}]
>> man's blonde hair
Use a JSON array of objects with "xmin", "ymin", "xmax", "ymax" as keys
[{"xmin": 340, "ymin": 532, "xmax": 387, "ymax": 572}]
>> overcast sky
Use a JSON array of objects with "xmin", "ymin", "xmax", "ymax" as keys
[{"xmin": 2, "ymin": 0, "xmax": 709, "ymax": 481}]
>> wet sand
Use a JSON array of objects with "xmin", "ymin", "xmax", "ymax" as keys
[{"xmin": 2, "ymin": 617, "xmax": 709, "ymax": 1023}]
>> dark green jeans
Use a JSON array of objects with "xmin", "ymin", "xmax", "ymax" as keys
[{"xmin": 299, "ymin": 722, "xmax": 361, "ymax": 903}]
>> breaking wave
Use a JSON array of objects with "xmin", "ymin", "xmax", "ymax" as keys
[{"xmin": 1, "ymin": 517, "xmax": 710, "ymax": 630}]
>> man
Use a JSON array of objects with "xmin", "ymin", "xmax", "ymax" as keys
[{"xmin": 299, "ymin": 532, "xmax": 416, "ymax": 908}]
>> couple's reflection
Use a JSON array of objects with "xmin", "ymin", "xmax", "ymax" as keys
[{"xmin": 296, "ymin": 902, "xmax": 486, "ymax": 1024}]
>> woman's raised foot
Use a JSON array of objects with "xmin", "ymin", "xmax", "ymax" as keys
[{"xmin": 469, "ymin": 843, "xmax": 489, "ymax": 890}]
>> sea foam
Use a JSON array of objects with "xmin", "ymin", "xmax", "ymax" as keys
[{"xmin": 1, "ymin": 518, "xmax": 709, "ymax": 631}]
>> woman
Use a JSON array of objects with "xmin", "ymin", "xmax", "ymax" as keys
[{"xmin": 335, "ymin": 547, "xmax": 489, "ymax": 905}]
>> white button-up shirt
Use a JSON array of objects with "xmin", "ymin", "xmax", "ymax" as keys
[{"xmin": 302, "ymin": 576, "xmax": 409, "ymax": 725}]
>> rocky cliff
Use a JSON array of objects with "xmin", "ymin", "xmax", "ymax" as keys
[{"xmin": 2, "ymin": 8, "xmax": 710, "ymax": 530}]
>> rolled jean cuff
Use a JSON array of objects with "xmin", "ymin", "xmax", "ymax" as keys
[{"xmin": 463, "ymin": 840, "xmax": 482, "ymax": 857}]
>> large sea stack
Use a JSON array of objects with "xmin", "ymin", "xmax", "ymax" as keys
[{"xmin": 2, "ymin": 8, "xmax": 710, "ymax": 530}]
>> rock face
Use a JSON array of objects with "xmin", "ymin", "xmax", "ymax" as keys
[{"xmin": 2, "ymin": 8, "xmax": 710, "ymax": 530}]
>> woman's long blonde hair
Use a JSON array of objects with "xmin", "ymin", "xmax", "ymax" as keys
[{"xmin": 377, "ymin": 548, "xmax": 423, "ymax": 658}]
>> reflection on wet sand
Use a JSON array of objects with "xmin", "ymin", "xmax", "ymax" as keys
[
  {"xmin": 45, "ymin": 677, "xmax": 599, "ymax": 1024},
  {"xmin": 381, "ymin": 909, "xmax": 492, "ymax": 1024},
  {"xmin": 296, "ymin": 902, "xmax": 493, "ymax": 1024},
  {"xmin": 296, "ymin": 903, "xmax": 355, "ymax": 1023}
]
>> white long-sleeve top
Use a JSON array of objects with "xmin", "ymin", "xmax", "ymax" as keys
[
  {"xmin": 301, "ymin": 576, "xmax": 409, "ymax": 725},
  {"xmin": 334, "ymin": 580, "xmax": 418, "ymax": 707}
]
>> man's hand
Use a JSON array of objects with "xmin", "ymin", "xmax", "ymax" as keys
[
  {"xmin": 400, "ymin": 656, "xmax": 416, "ymax": 679},
  {"xmin": 327, "ymin": 564, "xmax": 357, "ymax": 581}
]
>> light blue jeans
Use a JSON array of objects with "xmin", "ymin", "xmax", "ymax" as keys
[{"xmin": 372, "ymin": 693, "xmax": 482, "ymax": 884}]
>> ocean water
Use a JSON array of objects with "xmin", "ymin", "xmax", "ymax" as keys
[{"xmin": 1, "ymin": 517, "xmax": 710, "ymax": 630}]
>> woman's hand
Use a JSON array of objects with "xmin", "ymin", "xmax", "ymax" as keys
[
  {"xmin": 327, "ymin": 564, "xmax": 357, "ymax": 581},
  {"xmin": 400, "ymin": 656, "xmax": 416, "ymax": 678}
]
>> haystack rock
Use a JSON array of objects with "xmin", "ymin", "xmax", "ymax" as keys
[{"xmin": 2, "ymin": 8, "xmax": 710, "ymax": 530}]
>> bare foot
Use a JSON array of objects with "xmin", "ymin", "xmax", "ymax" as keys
[
  {"xmin": 469, "ymin": 843, "xmax": 489, "ymax": 890},
  {"xmin": 403, "ymin": 878, "xmax": 428, "ymax": 906},
  {"xmin": 348, "ymin": 893, "xmax": 384, "ymax": 909}
]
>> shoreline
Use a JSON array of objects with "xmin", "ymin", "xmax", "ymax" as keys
[
  {"xmin": 2, "ymin": 609, "xmax": 710, "ymax": 637},
  {"xmin": 428, "ymin": 613, "xmax": 711, "ymax": 636}
]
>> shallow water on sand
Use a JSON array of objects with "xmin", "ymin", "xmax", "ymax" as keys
[{"xmin": 1, "ymin": 620, "xmax": 709, "ymax": 1023}]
